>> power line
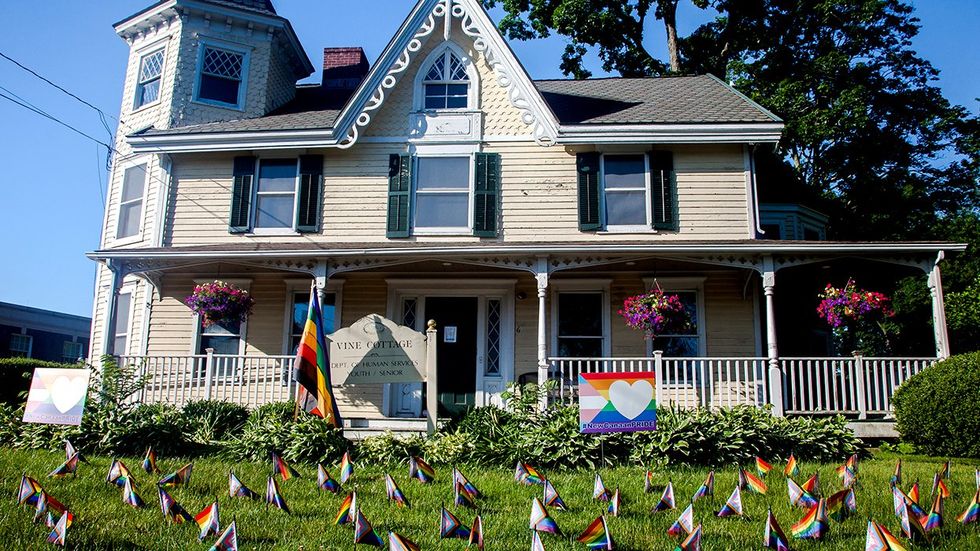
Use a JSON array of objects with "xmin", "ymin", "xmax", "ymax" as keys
[{"xmin": 0, "ymin": 90, "xmax": 113, "ymax": 151}]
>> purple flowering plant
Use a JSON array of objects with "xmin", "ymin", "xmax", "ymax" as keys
[
  {"xmin": 619, "ymin": 287, "xmax": 693, "ymax": 339},
  {"xmin": 185, "ymin": 280, "xmax": 255, "ymax": 327},
  {"xmin": 816, "ymin": 279, "xmax": 894, "ymax": 354}
]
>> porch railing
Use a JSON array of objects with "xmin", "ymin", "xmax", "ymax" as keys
[
  {"xmin": 548, "ymin": 354, "xmax": 769, "ymax": 410},
  {"xmin": 549, "ymin": 354, "xmax": 938, "ymax": 417},
  {"xmin": 117, "ymin": 352, "xmax": 297, "ymax": 409},
  {"xmin": 780, "ymin": 357, "xmax": 936, "ymax": 417}
]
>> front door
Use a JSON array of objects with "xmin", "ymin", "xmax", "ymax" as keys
[{"xmin": 425, "ymin": 296, "xmax": 478, "ymax": 417}]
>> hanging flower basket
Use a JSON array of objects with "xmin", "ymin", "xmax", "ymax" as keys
[
  {"xmin": 185, "ymin": 280, "xmax": 255, "ymax": 327},
  {"xmin": 619, "ymin": 288, "xmax": 693, "ymax": 340},
  {"xmin": 816, "ymin": 278, "xmax": 894, "ymax": 354}
]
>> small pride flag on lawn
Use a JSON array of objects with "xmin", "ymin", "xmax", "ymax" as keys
[
  {"xmin": 899, "ymin": 500, "xmax": 930, "ymax": 544},
  {"xmin": 384, "ymin": 474, "xmax": 410, "ymax": 508},
  {"xmin": 692, "ymin": 471, "xmax": 714, "ymax": 502},
  {"xmin": 317, "ymin": 464, "xmax": 341, "ymax": 493},
  {"xmin": 577, "ymin": 516, "xmax": 613, "ymax": 550},
  {"xmin": 908, "ymin": 481, "xmax": 921, "ymax": 505},
  {"xmin": 265, "ymin": 476, "xmax": 290, "ymax": 513},
  {"xmin": 784, "ymin": 455, "xmax": 799, "ymax": 478},
  {"xmin": 787, "ymin": 478, "xmax": 818, "ymax": 509},
  {"xmin": 921, "ymin": 494, "xmax": 944, "ymax": 533},
  {"xmin": 229, "ymin": 471, "xmax": 259, "ymax": 500},
  {"xmin": 674, "ymin": 523, "xmax": 702, "ymax": 551},
  {"xmin": 353, "ymin": 508, "xmax": 384, "ymax": 547},
  {"xmin": 122, "ymin": 478, "xmax": 144, "ymax": 509},
  {"xmin": 272, "ymin": 452, "xmax": 300, "ymax": 481},
  {"xmin": 142, "ymin": 447, "xmax": 160, "ymax": 474},
  {"xmin": 593, "ymin": 473, "xmax": 611, "ymax": 501},
  {"xmin": 763, "ymin": 509, "xmax": 790, "ymax": 551},
  {"xmin": 667, "ymin": 503, "xmax": 694, "ymax": 537},
  {"xmin": 742, "ymin": 469, "xmax": 768, "ymax": 495},
  {"xmin": 388, "ymin": 532, "xmax": 421, "ymax": 551},
  {"xmin": 469, "ymin": 514, "xmax": 485, "ymax": 549},
  {"xmin": 195, "ymin": 500, "xmax": 220, "ymax": 541},
  {"xmin": 653, "ymin": 481, "xmax": 677, "ymax": 512},
  {"xmin": 644, "ymin": 469, "xmax": 655, "ymax": 493},
  {"xmin": 158, "ymin": 462, "xmax": 193, "ymax": 487},
  {"xmin": 932, "ymin": 472, "xmax": 950, "ymax": 499},
  {"xmin": 105, "ymin": 459, "xmax": 132, "ymax": 487},
  {"xmin": 531, "ymin": 531, "xmax": 546, "ymax": 551},
  {"xmin": 958, "ymin": 487, "xmax": 980, "ymax": 524},
  {"xmin": 891, "ymin": 459, "xmax": 902, "ymax": 486},
  {"xmin": 209, "ymin": 520, "xmax": 238, "ymax": 551},
  {"xmin": 158, "ymin": 486, "xmax": 193, "ymax": 523},
  {"xmin": 453, "ymin": 467, "xmax": 480, "ymax": 499},
  {"xmin": 335, "ymin": 492, "xmax": 356, "ymax": 525},
  {"xmin": 826, "ymin": 488, "xmax": 856, "ymax": 522},
  {"xmin": 440, "ymin": 505, "xmax": 470, "ymax": 539},
  {"xmin": 46, "ymin": 508, "xmax": 68, "ymax": 547},
  {"xmin": 757, "ymin": 457, "xmax": 774, "ymax": 477},
  {"xmin": 791, "ymin": 499, "xmax": 828, "ymax": 540},
  {"xmin": 409, "ymin": 456, "xmax": 435, "ymax": 483},
  {"xmin": 608, "ymin": 488, "xmax": 621, "ymax": 517},
  {"xmin": 718, "ymin": 486, "xmax": 744, "ymax": 518},
  {"xmin": 801, "ymin": 472, "xmax": 819, "ymax": 496},
  {"xmin": 48, "ymin": 453, "xmax": 79, "ymax": 478},
  {"xmin": 455, "ymin": 481, "xmax": 476, "ymax": 508},
  {"xmin": 866, "ymin": 519, "xmax": 906, "ymax": 551},
  {"xmin": 515, "ymin": 462, "xmax": 544, "ymax": 485},
  {"xmin": 543, "ymin": 479, "xmax": 567, "ymax": 510},
  {"xmin": 18, "ymin": 475, "xmax": 42, "ymax": 506},
  {"xmin": 530, "ymin": 497, "xmax": 560, "ymax": 534},
  {"xmin": 339, "ymin": 451, "xmax": 353, "ymax": 483}
]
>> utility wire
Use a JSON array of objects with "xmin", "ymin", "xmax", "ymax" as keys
[{"xmin": 0, "ymin": 90, "xmax": 113, "ymax": 151}]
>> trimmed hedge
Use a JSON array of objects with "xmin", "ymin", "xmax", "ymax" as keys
[
  {"xmin": 0, "ymin": 357, "xmax": 80, "ymax": 405},
  {"xmin": 893, "ymin": 352, "xmax": 980, "ymax": 458}
]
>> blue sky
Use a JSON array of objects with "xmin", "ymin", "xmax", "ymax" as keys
[{"xmin": 0, "ymin": 0, "xmax": 977, "ymax": 317}]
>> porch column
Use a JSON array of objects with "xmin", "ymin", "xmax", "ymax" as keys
[
  {"xmin": 99, "ymin": 261, "xmax": 124, "ymax": 357},
  {"xmin": 928, "ymin": 252, "xmax": 951, "ymax": 359},
  {"xmin": 762, "ymin": 256, "xmax": 784, "ymax": 416},
  {"xmin": 535, "ymin": 258, "xmax": 550, "ymax": 410}
]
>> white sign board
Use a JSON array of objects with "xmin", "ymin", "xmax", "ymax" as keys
[
  {"xmin": 22, "ymin": 368, "xmax": 91, "ymax": 426},
  {"xmin": 328, "ymin": 314, "xmax": 426, "ymax": 385}
]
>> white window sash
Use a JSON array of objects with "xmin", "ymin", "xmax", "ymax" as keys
[{"xmin": 601, "ymin": 153, "xmax": 652, "ymax": 231}]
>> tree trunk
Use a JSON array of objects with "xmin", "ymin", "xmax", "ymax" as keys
[{"xmin": 662, "ymin": 1, "xmax": 680, "ymax": 72}]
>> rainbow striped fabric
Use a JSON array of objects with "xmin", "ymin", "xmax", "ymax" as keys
[
  {"xmin": 898, "ymin": 500, "xmax": 930, "ymax": 543},
  {"xmin": 294, "ymin": 286, "xmax": 342, "ymax": 426},
  {"xmin": 388, "ymin": 531, "xmax": 421, "ymax": 551},
  {"xmin": 122, "ymin": 478, "xmax": 144, "ymax": 509},
  {"xmin": 18, "ymin": 475, "xmax": 42, "ymax": 506},
  {"xmin": 958, "ymin": 487, "xmax": 980, "ymax": 524},
  {"xmin": 409, "ymin": 456, "xmax": 435, "ymax": 483},
  {"xmin": 455, "ymin": 481, "xmax": 476, "ymax": 508},
  {"xmin": 787, "ymin": 477, "xmax": 818, "ymax": 508},
  {"xmin": 576, "ymin": 516, "xmax": 612, "ymax": 550},
  {"xmin": 826, "ymin": 488, "xmax": 856, "ymax": 522},
  {"xmin": 593, "ymin": 473, "xmax": 611, "ymax": 501},
  {"xmin": 674, "ymin": 523, "xmax": 702, "ymax": 551},
  {"xmin": 653, "ymin": 481, "xmax": 677, "ymax": 512},
  {"xmin": 353, "ymin": 508, "xmax": 384, "ymax": 547},
  {"xmin": 791, "ymin": 498, "xmax": 828, "ymax": 540},
  {"xmin": 801, "ymin": 472, "xmax": 819, "ymax": 496},
  {"xmin": 34, "ymin": 490, "xmax": 48, "ymax": 523},
  {"xmin": 763, "ymin": 509, "xmax": 790, "ymax": 551},
  {"xmin": 142, "ymin": 447, "xmax": 160, "ymax": 474},
  {"xmin": 718, "ymin": 486, "xmax": 744, "ymax": 518},
  {"xmin": 667, "ymin": 503, "xmax": 694, "ymax": 537},
  {"xmin": 907, "ymin": 482, "xmax": 920, "ymax": 505},
  {"xmin": 334, "ymin": 492, "xmax": 355, "ymax": 525},
  {"xmin": 272, "ymin": 452, "xmax": 300, "ymax": 481},
  {"xmin": 469, "ymin": 514, "xmax": 484, "ymax": 550},
  {"xmin": 158, "ymin": 486, "xmax": 193, "ymax": 523},
  {"xmin": 339, "ymin": 452, "xmax": 353, "ymax": 484},
  {"xmin": 453, "ymin": 467, "xmax": 480, "ymax": 499},
  {"xmin": 48, "ymin": 453, "xmax": 79, "ymax": 478},
  {"xmin": 515, "ymin": 462, "xmax": 544, "ymax": 485},
  {"xmin": 866, "ymin": 519, "xmax": 907, "ymax": 551},
  {"xmin": 921, "ymin": 494, "xmax": 943, "ymax": 532},
  {"xmin": 194, "ymin": 500, "xmax": 220, "ymax": 541},
  {"xmin": 932, "ymin": 472, "xmax": 950, "ymax": 499},
  {"xmin": 158, "ymin": 462, "xmax": 193, "ymax": 487},
  {"xmin": 385, "ymin": 474, "xmax": 410, "ymax": 508},
  {"xmin": 228, "ymin": 471, "xmax": 259, "ymax": 500},
  {"xmin": 529, "ymin": 497, "xmax": 560, "ymax": 534},
  {"xmin": 46, "ymin": 508, "xmax": 68, "ymax": 547},
  {"xmin": 209, "ymin": 520, "xmax": 238, "ymax": 551},
  {"xmin": 265, "ymin": 476, "xmax": 290, "ymax": 513},
  {"xmin": 543, "ymin": 479, "xmax": 567, "ymax": 510},
  {"xmin": 784, "ymin": 455, "xmax": 799, "ymax": 478},
  {"xmin": 440, "ymin": 505, "xmax": 470, "ymax": 539},
  {"xmin": 756, "ymin": 457, "xmax": 774, "ymax": 477},
  {"xmin": 742, "ymin": 469, "xmax": 768, "ymax": 495},
  {"xmin": 607, "ymin": 488, "xmax": 621, "ymax": 517},
  {"xmin": 692, "ymin": 471, "xmax": 714, "ymax": 502},
  {"xmin": 317, "ymin": 464, "xmax": 341, "ymax": 494},
  {"xmin": 105, "ymin": 459, "xmax": 132, "ymax": 487}
]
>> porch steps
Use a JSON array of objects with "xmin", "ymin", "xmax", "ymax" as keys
[
  {"xmin": 847, "ymin": 421, "xmax": 898, "ymax": 439},
  {"xmin": 342, "ymin": 417, "xmax": 433, "ymax": 440}
]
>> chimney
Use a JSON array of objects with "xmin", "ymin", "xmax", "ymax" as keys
[{"xmin": 322, "ymin": 47, "xmax": 369, "ymax": 90}]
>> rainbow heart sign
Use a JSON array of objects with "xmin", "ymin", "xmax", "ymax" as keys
[
  {"xmin": 579, "ymin": 372, "xmax": 657, "ymax": 434},
  {"xmin": 22, "ymin": 368, "xmax": 90, "ymax": 426}
]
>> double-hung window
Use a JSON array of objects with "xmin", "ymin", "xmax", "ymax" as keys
[
  {"xmin": 111, "ymin": 289, "xmax": 133, "ymax": 355},
  {"xmin": 254, "ymin": 159, "xmax": 298, "ymax": 230},
  {"xmin": 576, "ymin": 151, "xmax": 676, "ymax": 232},
  {"xmin": 288, "ymin": 291, "xmax": 337, "ymax": 354},
  {"xmin": 9, "ymin": 334, "xmax": 32, "ymax": 358},
  {"xmin": 414, "ymin": 156, "xmax": 471, "ymax": 231},
  {"xmin": 62, "ymin": 341, "xmax": 84, "ymax": 363},
  {"xmin": 134, "ymin": 49, "xmax": 164, "ymax": 109},
  {"xmin": 116, "ymin": 164, "xmax": 147, "ymax": 240},
  {"xmin": 423, "ymin": 50, "xmax": 470, "ymax": 109},
  {"xmin": 197, "ymin": 45, "xmax": 246, "ymax": 108}
]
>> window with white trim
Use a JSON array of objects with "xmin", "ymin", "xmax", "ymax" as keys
[
  {"xmin": 197, "ymin": 319, "xmax": 242, "ymax": 355},
  {"xmin": 556, "ymin": 292, "xmax": 605, "ymax": 357},
  {"xmin": 111, "ymin": 290, "xmax": 133, "ymax": 355},
  {"xmin": 134, "ymin": 49, "xmax": 164, "ymax": 109},
  {"xmin": 254, "ymin": 159, "xmax": 298, "ymax": 230},
  {"xmin": 414, "ymin": 156, "xmax": 471, "ymax": 230},
  {"xmin": 116, "ymin": 164, "xmax": 147, "ymax": 240},
  {"xmin": 422, "ymin": 49, "xmax": 470, "ymax": 109},
  {"xmin": 656, "ymin": 291, "xmax": 700, "ymax": 357},
  {"xmin": 196, "ymin": 45, "xmax": 246, "ymax": 107},
  {"xmin": 9, "ymin": 333, "xmax": 32, "ymax": 358},
  {"xmin": 288, "ymin": 291, "xmax": 337, "ymax": 355},
  {"xmin": 603, "ymin": 154, "xmax": 650, "ymax": 229},
  {"xmin": 62, "ymin": 341, "xmax": 83, "ymax": 363}
]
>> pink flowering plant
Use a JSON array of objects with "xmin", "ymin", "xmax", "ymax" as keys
[
  {"xmin": 816, "ymin": 279, "xmax": 894, "ymax": 354},
  {"xmin": 619, "ymin": 288, "xmax": 693, "ymax": 340},
  {"xmin": 185, "ymin": 280, "xmax": 255, "ymax": 327}
]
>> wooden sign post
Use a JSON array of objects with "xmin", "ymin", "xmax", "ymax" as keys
[{"xmin": 425, "ymin": 319, "xmax": 438, "ymax": 435}]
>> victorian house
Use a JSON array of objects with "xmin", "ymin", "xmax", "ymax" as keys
[{"xmin": 89, "ymin": 0, "xmax": 960, "ymax": 431}]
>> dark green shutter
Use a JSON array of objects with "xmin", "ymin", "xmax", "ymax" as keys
[
  {"xmin": 473, "ymin": 152, "xmax": 501, "ymax": 237},
  {"xmin": 386, "ymin": 154, "xmax": 412, "ymax": 238},
  {"xmin": 650, "ymin": 151, "xmax": 676, "ymax": 230},
  {"xmin": 577, "ymin": 152, "xmax": 601, "ymax": 231},
  {"xmin": 296, "ymin": 155, "xmax": 323, "ymax": 233},
  {"xmin": 229, "ymin": 156, "xmax": 256, "ymax": 233}
]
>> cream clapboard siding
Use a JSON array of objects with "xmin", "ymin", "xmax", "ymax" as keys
[{"xmin": 164, "ymin": 142, "xmax": 749, "ymax": 245}]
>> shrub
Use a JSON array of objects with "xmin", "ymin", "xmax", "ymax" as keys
[
  {"xmin": 181, "ymin": 400, "xmax": 249, "ymax": 445},
  {"xmin": 0, "ymin": 357, "xmax": 80, "ymax": 405},
  {"xmin": 893, "ymin": 352, "xmax": 980, "ymax": 458},
  {"xmin": 222, "ymin": 401, "xmax": 349, "ymax": 464}
]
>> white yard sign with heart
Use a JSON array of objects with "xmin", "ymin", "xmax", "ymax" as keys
[{"xmin": 22, "ymin": 368, "xmax": 91, "ymax": 426}]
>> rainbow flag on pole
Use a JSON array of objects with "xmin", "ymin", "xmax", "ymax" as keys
[
  {"xmin": 158, "ymin": 486, "xmax": 193, "ymax": 523},
  {"xmin": 593, "ymin": 473, "xmax": 611, "ymax": 501},
  {"xmin": 440, "ymin": 505, "xmax": 470, "ymax": 539},
  {"xmin": 48, "ymin": 453, "xmax": 79, "ymax": 478},
  {"xmin": 209, "ymin": 520, "xmax": 238, "ymax": 551},
  {"xmin": 409, "ymin": 456, "xmax": 435, "ymax": 483},
  {"xmin": 265, "ymin": 476, "xmax": 290, "ymax": 513},
  {"xmin": 801, "ymin": 472, "xmax": 819, "ymax": 496},
  {"xmin": 158, "ymin": 462, "xmax": 193, "ymax": 487},
  {"xmin": 958, "ymin": 487, "xmax": 980, "ymax": 524},
  {"xmin": 142, "ymin": 447, "xmax": 160, "ymax": 474},
  {"xmin": 668, "ymin": 503, "xmax": 694, "ymax": 537},
  {"xmin": 576, "ymin": 516, "xmax": 613, "ymax": 550},
  {"xmin": 515, "ymin": 462, "xmax": 544, "ymax": 485},
  {"xmin": 692, "ymin": 471, "xmax": 714, "ymax": 502},
  {"xmin": 530, "ymin": 497, "xmax": 560, "ymax": 534},
  {"xmin": 891, "ymin": 459, "xmax": 902, "ymax": 486},
  {"xmin": 229, "ymin": 471, "xmax": 259, "ymax": 499},
  {"xmin": 317, "ymin": 464, "xmax": 341, "ymax": 493},
  {"xmin": 469, "ymin": 514, "xmax": 485, "ymax": 549},
  {"xmin": 105, "ymin": 459, "xmax": 132, "ymax": 487},
  {"xmin": 531, "ymin": 531, "xmax": 546, "ymax": 551},
  {"xmin": 791, "ymin": 498, "xmax": 828, "ymax": 540},
  {"xmin": 674, "ymin": 523, "xmax": 702, "ymax": 551},
  {"xmin": 353, "ymin": 508, "xmax": 384, "ymax": 547},
  {"xmin": 384, "ymin": 474, "xmax": 410, "ymax": 508},
  {"xmin": 294, "ymin": 284, "xmax": 342, "ymax": 426},
  {"xmin": 757, "ymin": 457, "xmax": 774, "ymax": 477},
  {"xmin": 921, "ymin": 493, "xmax": 944, "ymax": 533},
  {"xmin": 195, "ymin": 500, "xmax": 220, "ymax": 541},
  {"xmin": 718, "ymin": 486, "xmax": 744, "ymax": 518},
  {"xmin": 46, "ymin": 508, "xmax": 68, "ymax": 547},
  {"xmin": 18, "ymin": 475, "xmax": 42, "ymax": 506},
  {"xmin": 543, "ymin": 479, "xmax": 567, "ymax": 510},
  {"xmin": 607, "ymin": 488, "xmax": 621, "ymax": 517},
  {"xmin": 784, "ymin": 455, "xmax": 799, "ymax": 478},
  {"xmin": 453, "ymin": 467, "xmax": 480, "ymax": 499},
  {"xmin": 763, "ymin": 509, "xmax": 790, "ymax": 551},
  {"xmin": 742, "ymin": 469, "xmax": 768, "ymax": 495},
  {"xmin": 122, "ymin": 478, "xmax": 145, "ymax": 509},
  {"xmin": 272, "ymin": 452, "xmax": 300, "ymax": 480},
  {"xmin": 787, "ymin": 478, "xmax": 818, "ymax": 508},
  {"xmin": 653, "ymin": 481, "xmax": 677, "ymax": 512},
  {"xmin": 339, "ymin": 451, "xmax": 354, "ymax": 484},
  {"xmin": 335, "ymin": 492, "xmax": 356, "ymax": 525},
  {"xmin": 826, "ymin": 488, "xmax": 856, "ymax": 522},
  {"xmin": 389, "ymin": 532, "xmax": 421, "ymax": 551},
  {"xmin": 866, "ymin": 519, "xmax": 907, "ymax": 551}
]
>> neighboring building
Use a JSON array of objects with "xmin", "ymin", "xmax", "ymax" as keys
[
  {"xmin": 759, "ymin": 203, "xmax": 828, "ymax": 241},
  {"xmin": 87, "ymin": 0, "xmax": 961, "ymax": 422},
  {"xmin": 0, "ymin": 302, "xmax": 90, "ymax": 363}
]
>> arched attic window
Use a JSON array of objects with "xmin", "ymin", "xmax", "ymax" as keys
[{"xmin": 422, "ymin": 48, "xmax": 471, "ymax": 110}]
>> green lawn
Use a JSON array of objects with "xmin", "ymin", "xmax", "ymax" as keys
[{"xmin": 2, "ymin": 448, "xmax": 980, "ymax": 550}]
